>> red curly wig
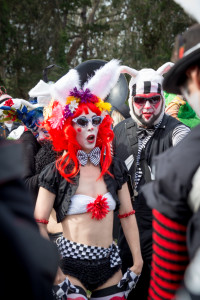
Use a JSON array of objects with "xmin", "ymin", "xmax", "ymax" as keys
[{"xmin": 44, "ymin": 102, "xmax": 114, "ymax": 183}]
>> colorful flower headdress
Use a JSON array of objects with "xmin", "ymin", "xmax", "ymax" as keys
[
  {"xmin": 0, "ymin": 97, "xmax": 44, "ymax": 131},
  {"xmin": 29, "ymin": 59, "xmax": 130, "ymax": 130}
]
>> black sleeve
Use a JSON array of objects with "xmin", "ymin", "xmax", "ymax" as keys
[
  {"xmin": 112, "ymin": 157, "xmax": 129, "ymax": 190},
  {"xmin": 20, "ymin": 131, "xmax": 41, "ymax": 199},
  {"xmin": 38, "ymin": 162, "xmax": 59, "ymax": 195},
  {"xmin": 0, "ymin": 139, "xmax": 36, "ymax": 227}
]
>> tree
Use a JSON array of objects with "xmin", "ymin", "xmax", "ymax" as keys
[{"xmin": 0, "ymin": 0, "xmax": 193, "ymax": 98}]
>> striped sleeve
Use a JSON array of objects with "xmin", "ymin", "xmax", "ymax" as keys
[
  {"xmin": 148, "ymin": 209, "xmax": 189, "ymax": 300},
  {"xmin": 172, "ymin": 125, "xmax": 190, "ymax": 146}
]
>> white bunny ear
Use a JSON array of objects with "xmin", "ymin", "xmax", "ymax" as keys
[
  {"xmin": 50, "ymin": 69, "xmax": 80, "ymax": 105},
  {"xmin": 156, "ymin": 62, "xmax": 174, "ymax": 76},
  {"xmin": 83, "ymin": 59, "xmax": 121, "ymax": 100},
  {"xmin": 120, "ymin": 66, "xmax": 138, "ymax": 78},
  {"xmin": 28, "ymin": 80, "xmax": 52, "ymax": 107}
]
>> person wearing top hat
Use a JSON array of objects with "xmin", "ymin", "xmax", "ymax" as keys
[
  {"xmin": 141, "ymin": 23, "xmax": 200, "ymax": 299},
  {"xmin": 34, "ymin": 60, "xmax": 143, "ymax": 300},
  {"xmin": 112, "ymin": 62, "xmax": 190, "ymax": 299}
]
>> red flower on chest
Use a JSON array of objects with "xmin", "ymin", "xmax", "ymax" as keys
[{"xmin": 86, "ymin": 195, "xmax": 109, "ymax": 220}]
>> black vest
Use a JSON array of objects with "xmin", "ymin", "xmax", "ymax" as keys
[{"xmin": 113, "ymin": 114, "xmax": 183, "ymax": 194}]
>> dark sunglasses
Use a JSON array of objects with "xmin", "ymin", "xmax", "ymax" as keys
[
  {"xmin": 72, "ymin": 115, "xmax": 103, "ymax": 127},
  {"xmin": 133, "ymin": 95, "xmax": 161, "ymax": 105}
]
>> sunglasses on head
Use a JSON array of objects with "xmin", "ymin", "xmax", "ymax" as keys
[
  {"xmin": 72, "ymin": 115, "xmax": 103, "ymax": 127},
  {"xmin": 133, "ymin": 95, "xmax": 162, "ymax": 105}
]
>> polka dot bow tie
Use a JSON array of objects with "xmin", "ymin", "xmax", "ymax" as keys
[{"xmin": 77, "ymin": 147, "xmax": 101, "ymax": 166}]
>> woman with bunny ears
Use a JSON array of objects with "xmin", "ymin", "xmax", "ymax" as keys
[
  {"xmin": 113, "ymin": 62, "xmax": 190, "ymax": 299},
  {"xmin": 34, "ymin": 60, "xmax": 143, "ymax": 300}
]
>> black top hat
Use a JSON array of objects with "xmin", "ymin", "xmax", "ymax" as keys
[
  {"xmin": 163, "ymin": 24, "xmax": 200, "ymax": 94},
  {"xmin": 75, "ymin": 59, "xmax": 129, "ymax": 107}
]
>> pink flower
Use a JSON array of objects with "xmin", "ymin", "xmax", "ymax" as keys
[
  {"xmin": 49, "ymin": 103, "xmax": 64, "ymax": 130},
  {"xmin": 87, "ymin": 195, "xmax": 109, "ymax": 220}
]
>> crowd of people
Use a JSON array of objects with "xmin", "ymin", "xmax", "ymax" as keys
[{"xmin": 0, "ymin": 15, "xmax": 200, "ymax": 300}]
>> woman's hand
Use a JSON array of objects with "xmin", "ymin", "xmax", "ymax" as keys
[{"xmin": 130, "ymin": 258, "xmax": 143, "ymax": 276}]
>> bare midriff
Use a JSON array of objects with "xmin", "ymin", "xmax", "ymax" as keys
[{"xmin": 62, "ymin": 211, "xmax": 114, "ymax": 248}]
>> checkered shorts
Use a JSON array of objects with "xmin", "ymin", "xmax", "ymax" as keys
[{"xmin": 57, "ymin": 236, "xmax": 121, "ymax": 268}]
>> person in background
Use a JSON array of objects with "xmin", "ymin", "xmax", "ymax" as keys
[
  {"xmin": 0, "ymin": 87, "xmax": 21, "ymax": 138},
  {"xmin": 0, "ymin": 96, "xmax": 63, "ymax": 241},
  {"xmin": 113, "ymin": 62, "xmax": 190, "ymax": 299},
  {"xmin": 141, "ymin": 23, "xmax": 200, "ymax": 300},
  {"xmin": 164, "ymin": 91, "xmax": 200, "ymax": 128},
  {"xmin": 111, "ymin": 103, "xmax": 131, "ymax": 128}
]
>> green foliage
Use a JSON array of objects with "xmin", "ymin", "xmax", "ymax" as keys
[{"xmin": 0, "ymin": 0, "xmax": 194, "ymax": 99}]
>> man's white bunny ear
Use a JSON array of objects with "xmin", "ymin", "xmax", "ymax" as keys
[
  {"xmin": 156, "ymin": 62, "xmax": 174, "ymax": 76},
  {"xmin": 83, "ymin": 59, "xmax": 121, "ymax": 100},
  {"xmin": 50, "ymin": 69, "xmax": 80, "ymax": 105},
  {"xmin": 119, "ymin": 66, "xmax": 138, "ymax": 78}
]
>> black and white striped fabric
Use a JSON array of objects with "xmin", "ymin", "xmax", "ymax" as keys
[
  {"xmin": 134, "ymin": 122, "xmax": 190, "ymax": 190},
  {"xmin": 134, "ymin": 121, "xmax": 161, "ymax": 190},
  {"xmin": 117, "ymin": 268, "xmax": 140, "ymax": 299},
  {"xmin": 77, "ymin": 147, "xmax": 101, "ymax": 166},
  {"xmin": 132, "ymin": 81, "xmax": 162, "ymax": 97},
  {"xmin": 57, "ymin": 236, "xmax": 121, "ymax": 268},
  {"xmin": 172, "ymin": 124, "xmax": 190, "ymax": 146},
  {"xmin": 52, "ymin": 277, "xmax": 80, "ymax": 299}
]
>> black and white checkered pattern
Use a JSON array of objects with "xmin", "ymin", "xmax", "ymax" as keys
[
  {"xmin": 117, "ymin": 268, "xmax": 140, "ymax": 299},
  {"xmin": 77, "ymin": 147, "xmax": 101, "ymax": 166},
  {"xmin": 57, "ymin": 236, "xmax": 121, "ymax": 268},
  {"xmin": 52, "ymin": 277, "xmax": 80, "ymax": 299}
]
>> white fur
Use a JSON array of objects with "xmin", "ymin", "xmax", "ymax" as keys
[
  {"xmin": 174, "ymin": 0, "xmax": 200, "ymax": 23},
  {"xmin": 120, "ymin": 66, "xmax": 138, "ymax": 78},
  {"xmin": 29, "ymin": 80, "xmax": 53, "ymax": 107},
  {"xmin": 83, "ymin": 59, "xmax": 121, "ymax": 100},
  {"xmin": 122, "ymin": 62, "xmax": 174, "ymax": 125},
  {"xmin": 156, "ymin": 62, "xmax": 174, "ymax": 76},
  {"xmin": 51, "ymin": 69, "xmax": 80, "ymax": 105}
]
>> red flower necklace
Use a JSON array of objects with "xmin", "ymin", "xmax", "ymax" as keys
[{"xmin": 87, "ymin": 195, "xmax": 109, "ymax": 220}]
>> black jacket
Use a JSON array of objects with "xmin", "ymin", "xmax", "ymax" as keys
[
  {"xmin": 0, "ymin": 138, "xmax": 59, "ymax": 300},
  {"xmin": 20, "ymin": 131, "xmax": 57, "ymax": 204},
  {"xmin": 142, "ymin": 124, "xmax": 200, "ymax": 259},
  {"xmin": 38, "ymin": 157, "xmax": 128, "ymax": 222}
]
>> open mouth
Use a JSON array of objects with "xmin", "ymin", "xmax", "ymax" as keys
[{"xmin": 87, "ymin": 134, "xmax": 95, "ymax": 143}]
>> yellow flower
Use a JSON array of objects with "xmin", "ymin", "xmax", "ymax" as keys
[{"xmin": 96, "ymin": 100, "xmax": 112, "ymax": 112}]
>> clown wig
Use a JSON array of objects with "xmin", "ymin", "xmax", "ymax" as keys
[{"xmin": 44, "ymin": 102, "xmax": 114, "ymax": 182}]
